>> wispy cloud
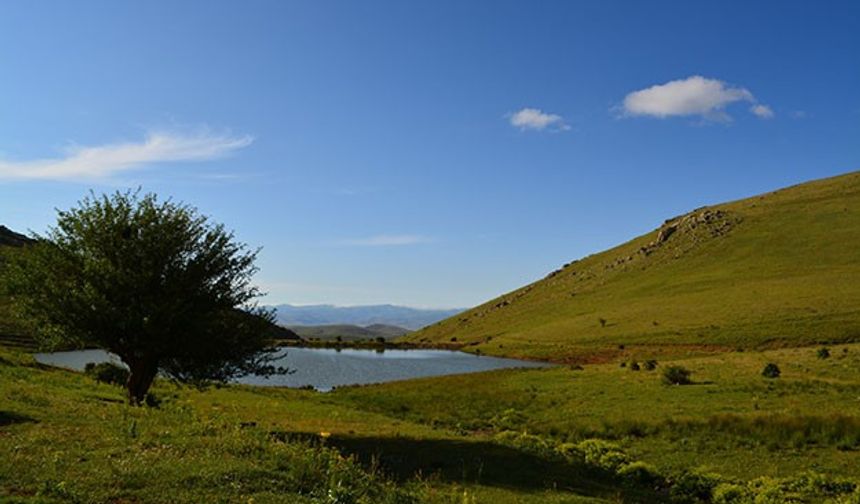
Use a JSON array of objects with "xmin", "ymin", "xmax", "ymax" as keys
[
  {"xmin": 620, "ymin": 76, "xmax": 773, "ymax": 121},
  {"xmin": 339, "ymin": 234, "xmax": 434, "ymax": 246},
  {"xmin": 0, "ymin": 129, "xmax": 253, "ymax": 181},
  {"xmin": 508, "ymin": 107, "xmax": 570, "ymax": 131},
  {"xmin": 750, "ymin": 104, "xmax": 775, "ymax": 119}
]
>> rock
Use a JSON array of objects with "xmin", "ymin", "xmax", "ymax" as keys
[{"xmin": 656, "ymin": 224, "xmax": 677, "ymax": 243}]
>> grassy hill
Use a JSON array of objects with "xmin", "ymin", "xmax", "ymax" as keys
[
  {"xmin": 0, "ymin": 226, "xmax": 35, "ymax": 351},
  {"xmin": 0, "ymin": 225, "xmax": 32, "ymax": 247},
  {"xmin": 290, "ymin": 323, "xmax": 411, "ymax": 341},
  {"xmin": 404, "ymin": 171, "xmax": 860, "ymax": 362}
]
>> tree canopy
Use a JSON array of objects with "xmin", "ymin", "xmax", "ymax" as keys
[{"xmin": 2, "ymin": 190, "xmax": 283, "ymax": 404}]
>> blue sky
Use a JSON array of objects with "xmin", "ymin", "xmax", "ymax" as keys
[{"xmin": 1, "ymin": 1, "xmax": 858, "ymax": 308}]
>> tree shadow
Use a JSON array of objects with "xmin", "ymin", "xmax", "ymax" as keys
[
  {"xmin": 271, "ymin": 431, "xmax": 666, "ymax": 501},
  {"xmin": 0, "ymin": 411, "xmax": 37, "ymax": 427}
]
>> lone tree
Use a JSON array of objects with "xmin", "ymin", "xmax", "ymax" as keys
[{"xmin": 2, "ymin": 190, "xmax": 284, "ymax": 404}]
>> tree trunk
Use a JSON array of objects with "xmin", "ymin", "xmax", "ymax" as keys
[{"xmin": 125, "ymin": 356, "xmax": 158, "ymax": 406}]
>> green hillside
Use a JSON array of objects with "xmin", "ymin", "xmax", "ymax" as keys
[
  {"xmin": 404, "ymin": 171, "xmax": 860, "ymax": 362},
  {"xmin": 0, "ymin": 226, "xmax": 35, "ymax": 351}
]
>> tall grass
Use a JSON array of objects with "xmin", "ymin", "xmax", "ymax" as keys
[{"xmin": 663, "ymin": 413, "xmax": 860, "ymax": 449}]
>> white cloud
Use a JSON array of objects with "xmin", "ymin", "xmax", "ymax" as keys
[
  {"xmin": 621, "ymin": 75, "xmax": 772, "ymax": 121},
  {"xmin": 509, "ymin": 108, "xmax": 570, "ymax": 131},
  {"xmin": 340, "ymin": 235, "xmax": 433, "ymax": 246},
  {"xmin": 750, "ymin": 104, "xmax": 775, "ymax": 119},
  {"xmin": 0, "ymin": 129, "xmax": 253, "ymax": 181}
]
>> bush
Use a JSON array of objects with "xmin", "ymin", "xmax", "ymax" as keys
[
  {"xmin": 644, "ymin": 359, "xmax": 658, "ymax": 371},
  {"xmin": 84, "ymin": 361, "xmax": 129, "ymax": 386},
  {"xmin": 786, "ymin": 471, "xmax": 857, "ymax": 496},
  {"xmin": 577, "ymin": 439, "xmax": 629, "ymax": 472},
  {"xmin": 629, "ymin": 361, "xmax": 641, "ymax": 371},
  {"xmin": 662, "ymin": 366, "xmax": 692, "ymax": 385},
  {"xmin": 618, "ymin": 461, "xmax": 663, "ymax": 487},
  {"xmin": 762, "ymin": 363, "xmax": 781, "ymax": 379},
  {"xmin": 712, "ymin": 483, "xmax": 753, "ymax": 503},
  {"xmin": 670, "ymin": 471, "xmax": 723, "ymax": 503},
  {"xmin": 817, "ymin": 347, "xmax": 831, "ymax": 359},
  {"xmin": 555, "ymin": 442, "xmax": 584, "ymax": 463},
  {"xmin": 493, "ymin": 431, "xmax": 555, "ymax": 458},
  {"xmin": 490, "ymin": 408, "xmax": 528, "ymax": 431}
]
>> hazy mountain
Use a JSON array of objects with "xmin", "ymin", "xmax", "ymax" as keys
[
  {"xmin": 271, "ymin": 304, "xmax": 465, "ymax": 330},
  {"xmin": 288, "ymin": 324, "xmax": 410, "ymax": 341}
]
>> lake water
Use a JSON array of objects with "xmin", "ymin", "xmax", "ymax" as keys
[{"xmin": 33, "ymin": 347, "xmax": 548, "ymax": 391}]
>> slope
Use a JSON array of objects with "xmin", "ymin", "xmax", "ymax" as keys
[
  {"xmin": 0, "ymin": 225, "xmax": 35, "ymax": 350},
  {"xmin": 404, "ymin": 171, "xmax": 860, "ymax": 362}
]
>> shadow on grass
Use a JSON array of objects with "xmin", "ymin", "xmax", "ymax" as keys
[
  {"xmin": 272, "ymin": 431, "xmax": 666, "ymax": 501},
  {"xmin": 0, "ymin": 411, "xmax": 37, "ymax": 427}
]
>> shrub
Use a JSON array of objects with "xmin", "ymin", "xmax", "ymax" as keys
[
  {"xmin": 84, "ymin": 361, "xmax": 129, "ymax": 386},
  {"xmin": 670, "ymin": 471, "xmax": 723, "ymax": 503},
  {"xmin": 786, "ymin": 471, "xmax": 856, "ymax": 496},
  {"xmin": 743, "ymin": 473, "xmax": 859, "ymax": 504},
  {"xmin": 490, "ymin": 408, "xmax": 528, "ymax": 431},
  {"xmin": 712, "ymin": 483, "xmax": 753, "ymax": 503},
  {"xmin": 555, "ymin": 443, "xmax": 584, "ymax": 463},
  {"xmin": 629, "ymin": 361, "xmax": 640, "ymax": 371},
  {"xmin": 577, "ymin": 439, "xmax": 629, "ymax": 472},
  {"xmin": 762, "ymin": 363, "xmax": 781, "ymax": 379},
  {"xmin": 817, "ymin": 347, "xmax": 831, "ymax": 359},
  {"xmin": 617, "ymin": 461, "xmax": 663, "ymax": 487},
  {"xmin": 493, "ymin": 431, "xmax": 555, "ymax": 458},
  {"xmin": 644, "ymin": 359, "xmax": 658, "ymax": 371},
  {"xmin": 662, "ymin": 366, "xmax": 692, "ymax": 385}
]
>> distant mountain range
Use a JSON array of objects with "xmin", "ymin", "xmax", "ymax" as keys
[
  {"xmin": 288, "ymin": 324, "xmax": 410, "ymax": 342},
  {"xmin": 270, "ymin": 304, "xmax": 465, "ymax": 330}
]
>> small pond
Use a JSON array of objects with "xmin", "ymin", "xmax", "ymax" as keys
[{"xmin": 34, "ymin": 347, "xmax": 549, "ymax": 391}]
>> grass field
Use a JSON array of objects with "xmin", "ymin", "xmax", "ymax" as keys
[
  {"xmin": 404, "ymin": 171, "xmax": 860, "ymax": 362},
  {"xmin": 4, "ymin": 341, "xmax": 860, "ymax": 503}
]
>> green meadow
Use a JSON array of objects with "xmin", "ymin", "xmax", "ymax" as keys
[{"xmin": 4, "ymin": 341, "xmax": 860, "ymax": 503}]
